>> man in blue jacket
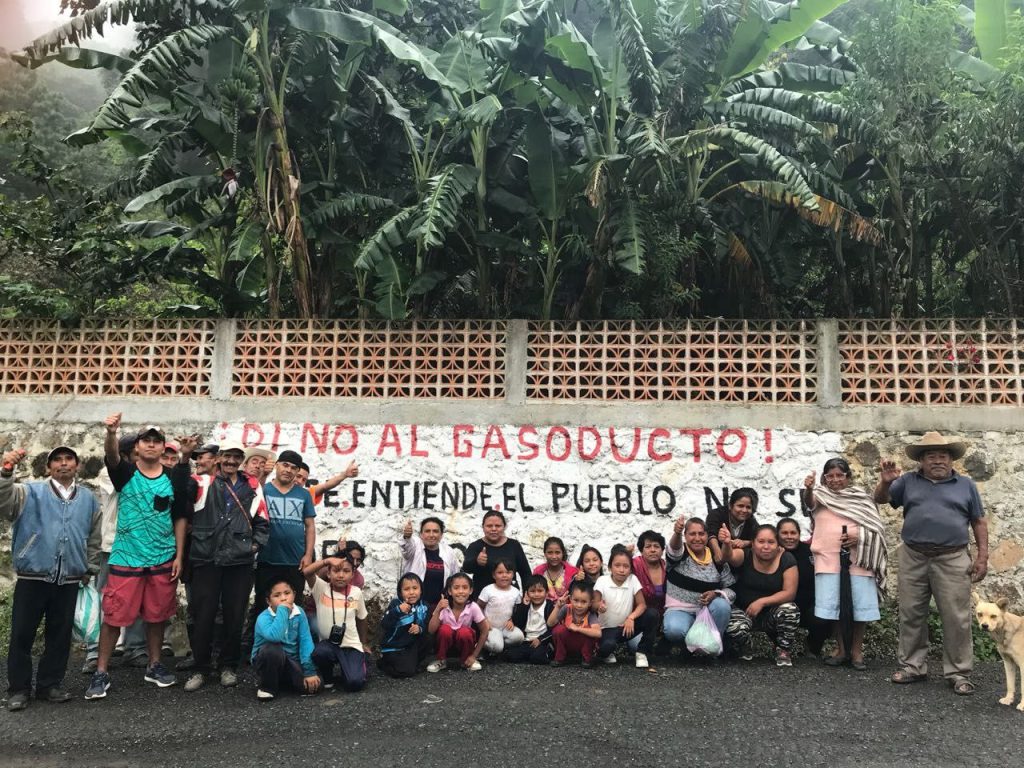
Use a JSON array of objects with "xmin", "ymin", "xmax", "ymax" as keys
[{"xmin": 1, "ymin": 445, "xmax": 101, "ymax": 711}]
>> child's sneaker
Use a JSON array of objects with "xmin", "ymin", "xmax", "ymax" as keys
[
  {"xmin": 219, "ymin": 669, "xmax": 238, "ymax": 688},
  {"xmin": 549, "ymin": 659, "xmax": 564, "ymax": 667},
  {"xmin": 603, "ymin": 654, "xmax": 617, "ymax": 664},
  {"xmin": 581, "ymin": 659, "xmax": 595, "ymax": 669},
  {"xmin": 468, "ymin": 660, "xmax": 482, "ymax": 672},
  {"xmin": 256, "ymin": 689, "xmax": 274, "ymax": 701},
  {"xmin": 634, "ymin": 652, "xmax": 650, "ymax": 669},
  {"xmin": 775, "ymin": 648, "xmax": 793, "ymax": 667},
  {"xmin": 144, "ymin": 662, "xmax": 176, "ymax": 687},
  {"xmin": 426, "ymin": 659, "xmax": 447, "ymax": 673},
  {"xmin": 84, "ymin": 671, "xmax": 111, "ymax": 700}
]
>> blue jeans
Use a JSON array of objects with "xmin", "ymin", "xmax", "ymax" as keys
[{"xmin": 662, "ymin": 597, "xmax": 731, "ymax": 644}]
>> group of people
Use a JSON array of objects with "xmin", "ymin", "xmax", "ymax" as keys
[{"xmin": 2, "ymin": 419, "xmax": 989, "ymax": 708}]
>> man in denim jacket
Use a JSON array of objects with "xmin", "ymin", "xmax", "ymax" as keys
[{"xmin": 1, "ymin": 445, "xmax": 101, "ymax": 711}]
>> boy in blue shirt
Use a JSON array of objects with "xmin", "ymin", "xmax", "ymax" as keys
[{"xmin": 252, "ymin": 579, "xmax": 320, "ymax": 700}]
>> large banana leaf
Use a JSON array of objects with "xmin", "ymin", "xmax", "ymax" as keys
[
  {"xmin": 408, "ymin": 164, "xmax": 479, "ymax": 248},
  {"xmin": 435, "ymin": 32, "xmax": 491, "ymax": 94},
  {"xmin": 124, "ymin": 175, "xmax": 213, "ymax": 214},
  {"xmin": 609, "ymin": 0, "xmax": 661, "ymax": 114},
  {"xmin": 23, "ymin": 0, "xmax": 203, "ymax": 57},
  {"xmin": 722, "ymin": 0, "xmax": 851, "ymax": 80},
  {"xmin": 975, "ymin": 0, "xmax": 1009, "ymax": 64},
  {"xmin": 90, "ymin": 24, "xmax": 231, "ymax": 131},
  {"xmin": 610, "ymin": 197, "xmax": 646, "ymax": 274},
  {"xmin": 948, "ymin": 50, "xmax": 1001, "ymax": 84},
  {"xmin": 711, "ymin": 100, "xmax": 822, "ymax": 138},
  {"xmin": 308, "ymin": 194, "xmax": 397, "ymax": 226},
  {"xmin": 480, "ymin": 0, "xmax": 524, "ymax": 34},
  {"xmin": 285, "ymin": 7, "xmax": 454, "ymax": 89},
  {"xmin": 707, "ymin": 127, "xmax": 818, "ymax": 209},
  {"xmin": 525, "ymin": 109, "xmax": 564, "ymax": 221},
  {"xmin": 721, "ymin": 62, "xmax": 855, "ymax": 96},
  {"xmin": 727, "ymin": 87, "xmax": 877, "ymax": 144},
  {"xmin": 12, "ymin": 46, "xmax": 133, "ymax": 73}
]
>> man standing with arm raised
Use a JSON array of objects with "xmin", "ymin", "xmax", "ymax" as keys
[
  {"xmin": 85, "ymin": 413, "xmax": 189, "ymax": 700},
  {"xmin": 874, "ymin": 431, "xmax": 988, "ymax": 696}
]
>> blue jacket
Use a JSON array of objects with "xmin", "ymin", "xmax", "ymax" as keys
[
  {"xmin": 380, "ymin": 598, "xmax": 430, "ymax": 652},
  {"xmin": 1, "ymin": 474, "xmax": 101, "ymax": 584},
  {"xmin": 252, "ymin": 604, "xmax": 317, "ymax": 676}
]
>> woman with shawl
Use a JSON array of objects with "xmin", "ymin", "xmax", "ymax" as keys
[{"xmin": 801, "ymin": 458, "xmax": 888, "ymax": 671}]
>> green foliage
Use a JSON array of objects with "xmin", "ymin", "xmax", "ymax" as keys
[{"xmin": 3, "ymin": 0, "xmax": 1023, "ymax": 320}]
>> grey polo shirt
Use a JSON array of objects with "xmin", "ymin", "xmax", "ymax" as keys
[{"xmin": 888, "ymin": 470, "xmax": 984, "ymax": 547}]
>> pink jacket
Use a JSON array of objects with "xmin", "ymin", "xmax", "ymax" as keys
[{"xmin": 532, "ymin": 562, "xmax": 579, "ymax": 600}]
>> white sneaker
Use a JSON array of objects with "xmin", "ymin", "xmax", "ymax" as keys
[
  {"xmin": 634, "ymin": 652, "xmax": 649, "ymax": 669},
  {"xmin": 468, "ymin": 660, "xmax": 482, "ymax": 672},
  {"xmin": 219, "ymin": 669, "xmax": 238, "ymax": 688},
  {"xmin": 426, "ymin": 660, "xmax": 447, "ymax": 673},
  {"xmin": 603, "ymin": 654, "xmax": 618, "ymax": 664},
  {"xmin": 256, "ymin": 689, "xmax": 274, "ymax": 701},
  {"xmin": 184, "ymin": 673, "xmax": 205, "ymax": 692}
]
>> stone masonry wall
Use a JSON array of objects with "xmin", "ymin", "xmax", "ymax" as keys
[{"xmin": 1, "ymin": 418, "xmax": 1019, "ymax": 608}]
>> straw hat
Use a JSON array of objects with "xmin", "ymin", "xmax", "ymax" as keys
[
  {"xmin": 244, "ymin": 447, "xmax": 275, "ymax": 462},
  {"xmin": 904, "ymin": 431, "xmax": 967, "ymax": 461}
]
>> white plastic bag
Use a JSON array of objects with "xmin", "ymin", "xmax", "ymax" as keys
[
  {"xmin": 685, "ymin": 606, "xmax": 723, "ymax": 656},
  {"xmin": 73, "ymin": 582, "xmax": 101, "ymax": 645}
]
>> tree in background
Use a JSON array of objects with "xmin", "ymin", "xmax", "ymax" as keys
[{"xmin": 5, "ymin": 0, "xmax": 1024, "ymax": 320}]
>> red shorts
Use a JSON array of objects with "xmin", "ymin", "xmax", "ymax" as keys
[{"xmin": 103, "ymin": 561, "xmax": 178, "ymax": 626}]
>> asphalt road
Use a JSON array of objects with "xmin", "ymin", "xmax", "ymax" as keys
[{"xmin": 1, "ymin": 652, "xmax": 1023, "ymax": 768}]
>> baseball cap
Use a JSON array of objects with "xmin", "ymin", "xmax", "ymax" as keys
[
  {"xmin": 298, "ymin": 461, "xmax": 310, "ymax": 473},
  {"xmin": 164, "ymin": 439, "xmax": 181, "ymax": 454},
  {"xmin": 118, "ymin": 435, "xmax": 137, "ymax": 456},
  {"xmin": 194, "ymin": 443, "xmax": 220, "ymax": 457},
  {"xmin": 46, "ymin": 446, "xmax": 79, "ymax": 464},
  {"xmin": 136, "ymin": 425, "xmax": 166, "ymax": 443},
  {"xmin": 277, "ymin": 449, "xmax": 303, "ymax": 467}
]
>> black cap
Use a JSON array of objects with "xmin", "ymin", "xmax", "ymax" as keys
[
  {"xmin": 118, "ymin": 435, "xmax": 137, "ymax": 456},
  {"xmin": 276, "ymin": 449, "xmax": 303, "ymax": 467},
  {"xmin": 194, "ymin": 443, "xmax": 220, "ymax": 457},
  {"xmin": 46, "ymin": 446, "xmax": 79, "ymax": 464},
  {"xmin": 298, "ymin": 461, "xmax": 310, "ymax": 473}
]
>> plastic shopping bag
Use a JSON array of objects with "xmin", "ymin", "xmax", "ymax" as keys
[
  {"xmin": 73, "ymin": 582, "xmax": 101, "ymax": 646},
  {"xmin": 685, "ymin": 606, "xmax": 723, "ymax": 656}
]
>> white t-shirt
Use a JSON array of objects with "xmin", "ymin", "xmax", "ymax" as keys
[
  {"xmin": 312, "ymin": 579, "xmax": 368, "ymax": 650},
  {"xmin": 525, "ymin": 604, "xmax": 547, "ymax": 640},
  {"xmin": 478, "ymin": 584, "xmax": 522, "ymax": 625},
  {"xmin": 594, "ymin": 574, "xmax": 642, "ymax": 628}
]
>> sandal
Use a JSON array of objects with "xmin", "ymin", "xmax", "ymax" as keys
[
  {"xmin": 824, "ymin": 655, "xmax": 849, "ymax": 667},
  {"xmin": 850, "ymin": 659, "xmax": 867, "ymax": 671},
  {"xmin": 890, "ymin": 669, "xmax": 927, "ymax": 684},
  {"xmin": 951, "ymin": 679, "xmax": 976, "ymax": 696}
]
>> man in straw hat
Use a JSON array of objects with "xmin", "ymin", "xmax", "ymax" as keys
[{"xmin": 874, "ymin": 431, "xmax": 988, "ymax": 696}]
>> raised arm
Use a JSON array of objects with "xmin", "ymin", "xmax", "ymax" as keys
[
  {"xmin": 310, "ymin": 460, "xmax": 359, "ymax": 499},
  {"xmin": 874, "ymin": 458, "xmax": 901, "ymax": 504},
  {"xmin": 0, "ymin": 449, "xmax": 28, "ymax": 521},
  {"xmin": 103, "ymin": 412, "xmax": 122, "ymax": 467}
]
